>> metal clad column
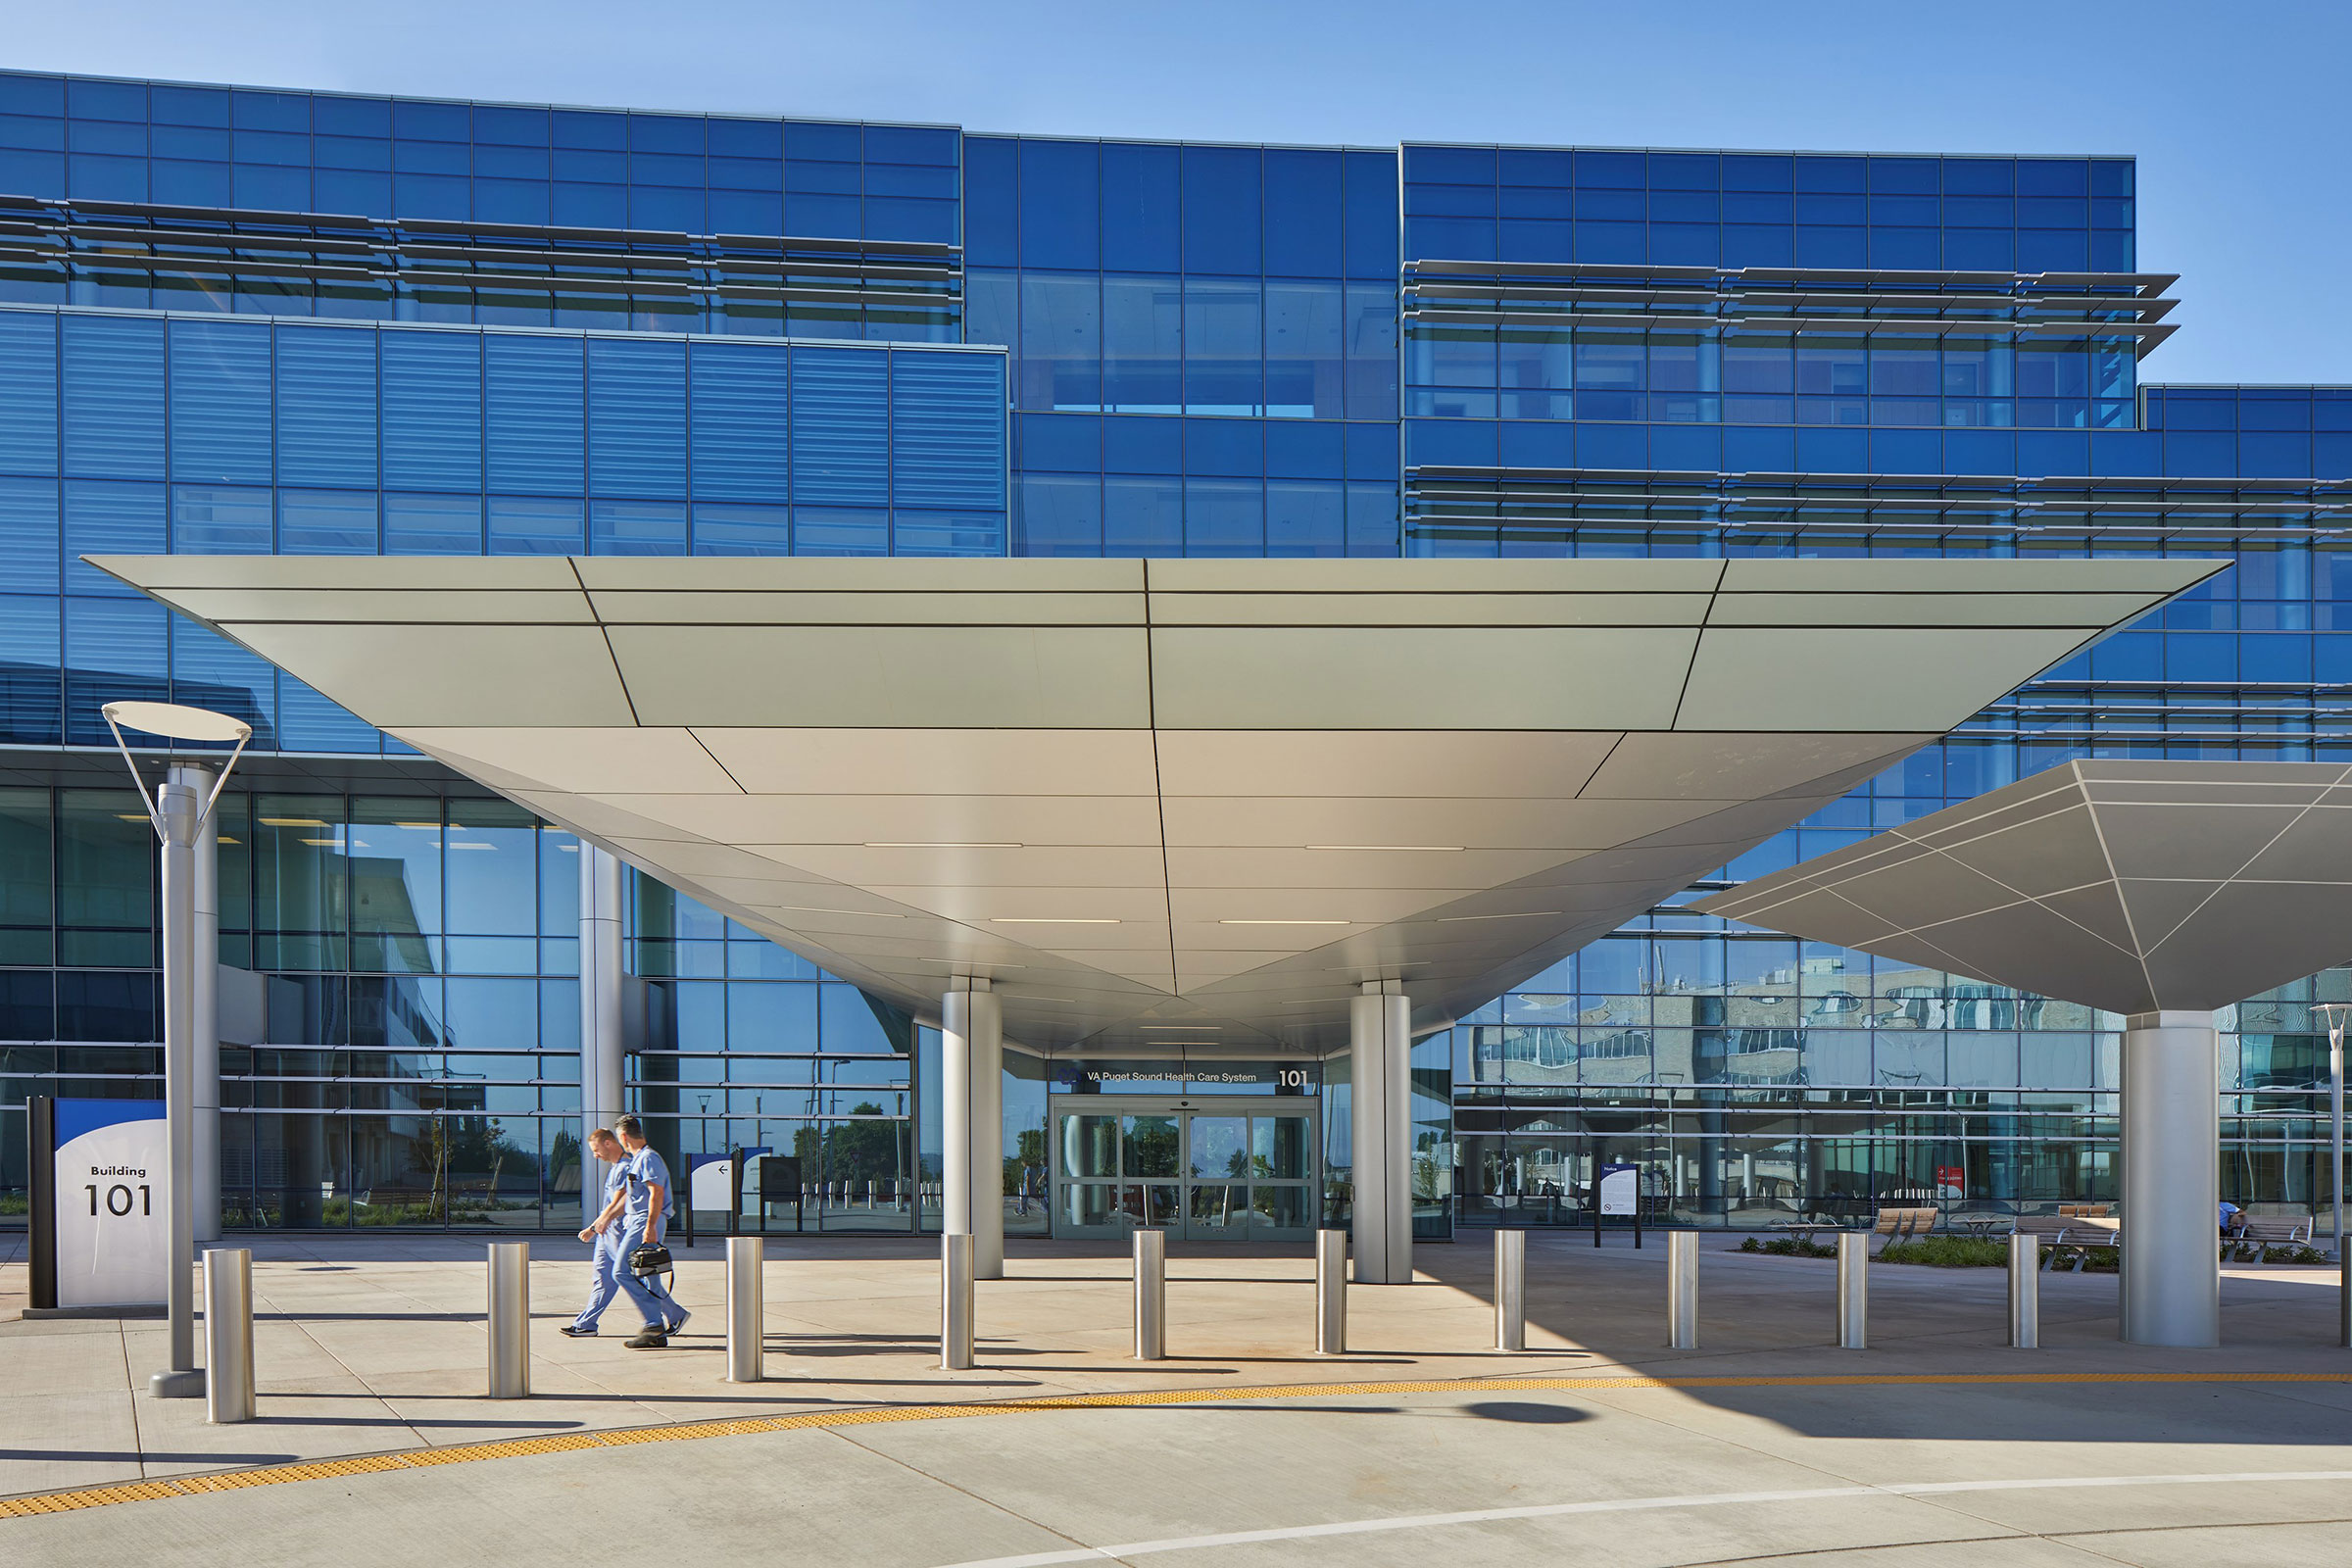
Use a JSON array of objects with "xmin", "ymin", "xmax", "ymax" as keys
[
  {"xmin": 943, "ymin": 978, "xmax": 1004, "ymax": 1280},
  {"xmin": 2009, "ymin": 1232, "xmax": 2040, "ymax": 1348},
  {"xmin": 486, "ymin": 1242, "xmax": 530, "ymax": 1397},
  {"xmin": 2121, "ymin": 1010, "xmax": 2222, "ymax": 1348},
  {"xmin": 941, "ymin": 1232, "xmax": 975, "ymax": 1369},
  {"xmin": 1314, "ymin": 1228, "xmax": 1348, "ymax": 1353},
  {"xmin": 1667, "ymin": 1230, "xmax": 1698, "ymax": 1348},
  {"xmin": 1349, "ymin": 981, "xmax": 1413, "ymax": 1285},
  {"xmin": 151, "ymin": 772, "xmax": 203, "ymax": 1398},
  {"xmin": 579, "ymin": 845, "xmax": 627, "ymax": 1227},
  {"xmin": 174, "ymin": 764, "xmax": 220, "ymax": 1246},
  {"xmin": 726, "ymin": 1236, "xmax": 763, "ymax": 1382},
  {"xmin": 1836, "ymin": 1231, "xmax": 1868, "ymax": 1349},
  {"xmin": 201, "ymin": 1248, "xmax": 254, "ymax": 1423},
  {"xmin": 1494, "ymin": 1228, "xmax": 1526, "ymax": 1351},
  {"xmin": 1133, "ymin": 1227, "xmax": 1165, "ymax": 1360}
]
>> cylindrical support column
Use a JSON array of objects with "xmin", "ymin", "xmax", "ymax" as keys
[
  {"xmin": 201, "ymin": 1247, "xmax": 253, "ymax": 1424},
  {"xmin": 486, "ymin": 1242, "xmax": 530, "ymax": 1398},
  {"xmin": 1494, "ymin": 1228, "xmax": 1526, "ymax": 1352},
  {"xmin": 1837, "ymin": 1231, "xmax": 1868, "ymax": 1349},
  {"xmin": 941, "ymin": 1232, "xmax": 975, "ymax": 1370},
  {"xmin": 2009, "ymin": 1232, "xmax": 2040, "ymax": 1349},
  {"xmin": 174, "ymin": 764, "xmax": 221, "ymax": 1246},
  {"xmin": 1667, "ymin": 1230, "xmax": 1698, "ymax": 1348},
  {"xmin": 725, "ymin": 1236, "xmax": 763, "ymax": 1383},
  {"xmin": 150, "ymin": 774, "xmax": 203, "ymax": 1399},
  {"xmin": 2121, "ymin": 1010, "xmax": 2222, "ymax": 1348},
  {"xmin": 942, "ymin": 978, "xmax": 1004, "ymax": 1280},
  {"xmin": 2340, "ymin": 1253, "xmax": 2350, "ymax": 1349},
  {"xmin": 579, "ymin": 846, "xmax": 627, "ymax": 1229},
  {"xmin": 1133, "ymin": 1227, "xmax": 1166, "ymax": 1360},
  {"xmin": 1314, "ymin": 1228, "xmax": 1348, "ymax": 1353},
  {"xmin": 1349, "ymin": 981, "xmax": 1413, "ymax": 1285}
]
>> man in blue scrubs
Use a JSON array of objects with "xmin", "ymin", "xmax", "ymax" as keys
[
  {"xmin": 561, "ymin": 1127, "xmax": 630, "ymax": 1338},
  {"xmin": 613, "ymin": 1114, "xmax": 689, "ymax": 1348}
]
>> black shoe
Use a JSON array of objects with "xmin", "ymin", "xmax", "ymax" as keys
[
  {"xmin": 625, "ymin": 1328, "xmax": 668, "ymax": 1349},
  {"xmin": 558, "ymin": 1324, "xmax": 596, "ymax": 1338}
]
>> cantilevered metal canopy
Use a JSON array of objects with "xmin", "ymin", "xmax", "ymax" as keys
[
  {"xmin": 94, "ymin": 555, "xmax": 2214, "ymax": 1054},
  {"xmin": 1693, "ymin": 758, "xmax": 2352, "ymax": 1015}
]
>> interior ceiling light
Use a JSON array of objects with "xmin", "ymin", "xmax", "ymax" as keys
[
  {"xmin": 773, "ymin": 905, "xmax": 906, "ymax": 919},
  {"xmin": 1219, "ymin": 918, "xmax": 1353, "ymax": 926},
  {"xmin": 1437, "ymin": 909, "xmax": 1564, "ymax": 922},
  {"xmin": 260, "ymin": 817, "xmax": 326, "ymax": 828},
  {"xmin": 864, "ymin": 840, "xmax": 1023, "ymax": 849},
  {"xmin": 1304, "ymin": 844, "xmax": 1466, "ymax": 853},
  {"xmin": 990, "ymin": 916, "xmax": 1120, "ymax": 924}
]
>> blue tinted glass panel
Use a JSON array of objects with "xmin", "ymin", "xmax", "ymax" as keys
[
  {"xmin": 587, "ymin": 337, "xmax": 686, "ymax": 498},
  {"xmin": 171, "ymin": 485, "xmax": 272, "ymax": 554},
  {"xmin": 0, "ymin": 477, "xmax": 57, "ymax": 593},
  {"xmin": 381, "ymin": 330, "xmax": 482, "ymax": 492},
  {"xmin": 588, "ymin": 498, "xmax": 684, "ymax": 555},
  {"xmin": 1182, "ymin": 146, "xmax": 1260, "ymax": 275},
  {"xmin": 487, "ymin": 495, "xmax": 581, "ymax": 555},
  {"xmin": 485, "ymin": 333, "xmax": 583, "ymax": 496},
  {"xmin": 1017, "ymin": 140, "xmax": 1099, "ymax": 270},
  {"xmin": 1101, "ymin": 143, "xmax": 1179, "ymax": 272},
  {"xmin": 279, "ymin": 488, "xmax": 377, "ymax": 554},
  {"xmin": 171, "ymin": 620, "xmax": 273, "ymax": 739},
  {"xmin": 690, "ymin": 502, "xmax": 789, "ymax": 556},
  {"xmin": 1264, "ymin": 150, "xmax": 1342, "ymax": 277},
  {"xmin": 688, "ymin": 340, "xmax": 788, "ymax": 502},
  {"xmin": 384, "ymin": 492, "xmax": 482, "ymax": 553},
  {"xmin": 274, "ymin": 324, "xmax": 377, "ymax": 488},
  {"xmin": 168, "ymin": 318, "xmax": 271, "ymax": 484},
  {"xmin": 0, "ymin": 312, "xmax": 57, "ymax": 476},
  {"xmin": 62, "ymin": 315, "xmax": 163, "ymax": 480},
  {"xmin": 791, "ymin": 347, "xmax": 887, "ymax": 506},
  {"xmin": 62, "ymin": 479, "xmax": 163, "ymax": 595},
  {"xmin": 63, "ymin": 595, "xmax": 168, "ymax": 744},
  {"xmin": 891, "ymin": 351, "xmax": 1003, "ymax": 510}
]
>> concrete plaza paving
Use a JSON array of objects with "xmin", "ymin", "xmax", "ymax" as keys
[{"xmin": 3, "ymin": 1228, "xmax": 2349, "ymax": 1565}]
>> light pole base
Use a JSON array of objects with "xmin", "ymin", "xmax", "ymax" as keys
[{"xmin": 150, "ymin": 1368, "xmax": 206, "ymax": 1399}]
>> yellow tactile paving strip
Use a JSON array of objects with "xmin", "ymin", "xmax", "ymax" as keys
[{"xmin": 6, "ymin": 1370, "xmax": 2350, "ymax": 1521}]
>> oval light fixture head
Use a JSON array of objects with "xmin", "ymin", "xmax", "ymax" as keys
[{"xmin": 102, "ymin": 700, "xmax": 253, "ymax": 744}]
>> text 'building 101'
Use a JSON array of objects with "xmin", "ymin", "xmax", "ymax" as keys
[{"xmin": 0, "ymin": 66, "xmax": 2345, "ymax": 1240}]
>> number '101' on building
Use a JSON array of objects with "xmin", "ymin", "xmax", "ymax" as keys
[{"xmin": 0, "ymin": 68, "xmax": 2341, "ymax": 1245}]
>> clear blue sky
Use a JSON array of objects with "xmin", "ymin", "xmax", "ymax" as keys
[{"xmin": 11, "ymin": 0, "xmax": 2346, "ymax": 385}]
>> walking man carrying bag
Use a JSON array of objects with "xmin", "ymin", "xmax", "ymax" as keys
[{"xmin": 612, "ymin": 1114, "xmax": 690, "ymax": 1348}]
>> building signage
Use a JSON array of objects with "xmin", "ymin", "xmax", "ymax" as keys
[
  {"xmin": 1051, "ymin": 1060, "xmax": 1319, "ymax": 1096},
  {"xmin": 30, "ymin": 1097, "xmax": 169, "ymax": 1312},
  {"xmin": 688, "ymin": 1148, "xmax": 768, "ymax": 1212},
  {"xmin": 1935, "ymin": 1164, "xmax": 1965, "ymax": 1200},
  {"xmin": 1597, "ymin": 1162, "xmax": 1640, "ymax": 1216}
]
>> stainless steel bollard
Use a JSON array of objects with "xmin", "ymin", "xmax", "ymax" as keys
[
  {"xmin": 941, "ymin": 1233, "xmax": 975, "ymax": 1370},
  {"xmin": 1314, "ymin": 1228, "xmax": 1348, "ymax": 1354},
  {"xmin": 2009, "ymin": 1232, "xmax": 2040, "ymax": 1349},
  {"xmin": 2340, "ymin": 1252, "xmax": 2350, "ymax": 1349},
  {"xmin": 486, "ymin": 1242, "xmax": 529, "ymax": 1398},
  {"xmin": 201, "ymin": 1249, "xmax": 254, "ymax": 1424},
  {"xmin": 1667, "ymin": 1230, "xmax": 1698, "ymax": 1348},
  {"xmin": 1133, "ymin": 1227, "xmax": 1166, "ymax": 1360},
  {"xmin": 1494, "ymin": 1229, "xmax": 1526, "ymax": 1352},
  {"xmin": 726, "ymin": 1236, "xmax": 763, "ymax": 1383},
  {"xmin": 1836, "ymin": 1231, "xmax": 1868, "ymax": 1349}
]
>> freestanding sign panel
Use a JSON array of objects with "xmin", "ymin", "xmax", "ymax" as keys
[
  {"xmin": 1597, "ymin": 1163, "xmax": 1640, "ymax": 1216},
  {"xmin": 29, "ymin": 1096, "xmax": 169, "ymax": 1313}
]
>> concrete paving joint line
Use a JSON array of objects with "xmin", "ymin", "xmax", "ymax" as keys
[{"xmin": 7, "ymin": 1369, "xmax": 2352, "ymax": 1524}]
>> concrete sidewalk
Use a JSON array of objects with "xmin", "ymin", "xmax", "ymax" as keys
[{"xmin": 2, "ymin": 1227, "xmax": 2345, "ymax": 1502}]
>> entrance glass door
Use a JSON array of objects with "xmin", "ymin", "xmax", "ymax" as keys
[{"xmin": 1055, "ymin": 1100, "xmax": 1316, "ymax": 1242}]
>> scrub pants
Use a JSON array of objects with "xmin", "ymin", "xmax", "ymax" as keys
[
  {"xmin": 571, "ymin": 1228, "xmax": 627, "ymax": 1332},
  {"xmin": 612, "ymin": 1222, "xmax": 681, "ymax": 1330}
]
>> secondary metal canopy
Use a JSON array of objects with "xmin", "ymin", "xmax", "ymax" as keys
[
  {"xmin": 93, "ymin": 554, "xmax": 2214, "ymax": 1054},
  {"xmin": 1693, "ymin": 758, "xmax": 2352, "ymax": 1016}
]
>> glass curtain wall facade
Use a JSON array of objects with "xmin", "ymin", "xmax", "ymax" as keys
[{"xmin": 1, "ymin": 68, "xmax": 2345, "ymax": 1232}]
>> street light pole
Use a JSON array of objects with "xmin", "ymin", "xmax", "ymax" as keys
[
  {"xmin": 2312, "ymin": 1004, "xmax": 2348, "ymax": 1262},
  {"xmin": 103, "ymin": 702, "xmax": 251, "ymax": 1399}
]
